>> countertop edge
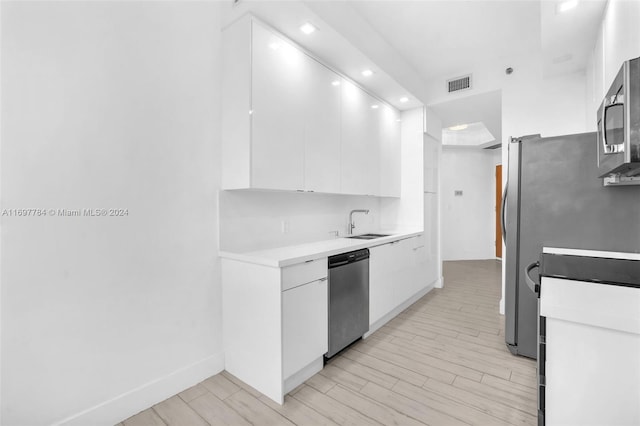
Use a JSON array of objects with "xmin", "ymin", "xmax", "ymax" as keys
[
  {"xmin": 543, "ymin": 246, "xmax": 640, "ymax": 260},
  {"xmin": 219, "ymin": 230, "xmax": 424, "ymax": 268}
]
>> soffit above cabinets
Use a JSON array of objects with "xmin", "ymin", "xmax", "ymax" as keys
[{"xmin": 220, "ymin": 1, "xmax": 425, "ymax": 111}]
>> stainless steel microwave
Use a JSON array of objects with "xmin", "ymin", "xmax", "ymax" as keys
[{"xmin": 597, "ymin": 56, "xmax": 640, "ymax": 185}]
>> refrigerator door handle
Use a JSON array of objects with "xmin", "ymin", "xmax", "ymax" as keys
[
  {"xmin": 525, "ymin": 261, "xmax": 540, "ymax": 296},
  {"xmin": 500, "ymin": 182, "xmax": 508, "ymax": 245}
]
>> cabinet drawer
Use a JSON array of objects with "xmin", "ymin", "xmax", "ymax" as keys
[{"xmin": 282, "ymin": 258, "xmax": 328, "ymax": 291}]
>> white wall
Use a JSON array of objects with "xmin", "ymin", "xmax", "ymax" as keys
[
  {"xmin": 219, "ymin": 191, "xmax": 380, "ymax": 252},
  {"xmin": 1, "ymin": 3, "xmax": 223, "ymax": 425},
  {"xmin": 441, "ymin": 148, "xmax": 498, "ymax": 260},
  {"xmin": 586, "ymin": 0, "xmax": 640, "ymax": 127}
]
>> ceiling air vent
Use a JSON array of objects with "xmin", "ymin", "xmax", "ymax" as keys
[{"xmin": 447, "ymin": 74, "xmax": 472, "ymax": 93}]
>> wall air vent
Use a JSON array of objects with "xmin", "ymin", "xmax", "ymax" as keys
[{"xmin": 447, "ymin": 74, "xmax": 472, "ymax": 93}]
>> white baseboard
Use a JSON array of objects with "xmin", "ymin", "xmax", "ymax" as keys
[
  {"xmin": 365, "ymin": 278, "xmax": 437, "ymax": 338},
  {"xmin": 54, "ymin": 352, "xmax": 225, "ymax": 426},
  {"xmin": 283, "ymin": 357, "xmax": 323, "ymax": 396},
  {"xmin": 435, "ymin": 276, "xmax": 444, "ymax": 288},
  {"xmin": 499, "ymin": 298, "xmax": 505, "ymax": 315}
]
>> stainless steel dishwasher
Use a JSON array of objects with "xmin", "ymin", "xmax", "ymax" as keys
[{"xmin": 326, "ymin": 248, "xmax": 369, "ymax": 359}]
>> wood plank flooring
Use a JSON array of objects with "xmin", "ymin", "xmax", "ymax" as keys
[{"xmin": 120, "ymin": 260, "xmax": 537, "ymax": 426}]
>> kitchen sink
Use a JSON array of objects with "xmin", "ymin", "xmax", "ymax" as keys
[{"xmin": 345, "ymin": 233, "xmax": 391, "ymax": 240}]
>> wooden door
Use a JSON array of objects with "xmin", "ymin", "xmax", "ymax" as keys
[{"xmin": 495, "ymin": 165, "xmax": 502, "ymax": 258}]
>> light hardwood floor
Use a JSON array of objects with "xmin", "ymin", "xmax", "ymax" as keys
[{"xmin": 120, "ymin": 260, "xmax": 537, "ymax": 426}]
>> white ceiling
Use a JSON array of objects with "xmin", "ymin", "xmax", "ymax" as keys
[
  {"xmin": 541, "ymin": 0, "xmax": 608, "ymax": 77},
  {"xmin": 345, "ymin": 0, "xmax": 607, "ymax": 82},
  {"xmin": 348, "ymin": 0, "xmax": 542, "ymax": 81}
]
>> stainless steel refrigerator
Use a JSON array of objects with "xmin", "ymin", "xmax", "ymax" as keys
[{"xmin": 503, "ymin": 132, "xmax": 640, "ymax": 359}]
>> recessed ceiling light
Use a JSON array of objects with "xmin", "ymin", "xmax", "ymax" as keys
[
  {"xmin": 449, "ymin": 124, "xmax": 468, "ymax": 131},
  {"xmin": 268, "ymin": 42, "xmax": 280, "ymax": 50},
  {"xmin": 300, "ymin": 22, "xmax": 317, "ymax": 35},
  {"xmin": 331, "ymin": 80, "xmax": 340, "ymax": 86},
  {"xmin": 400, "ymin": 97, "xmax": 409, "ymax": 103},
  {"xmin": 361, "ymin": 69, "xmax": 373, "ymax": 77},
  {"xmin": 371, "ymin": 104, "xmax": 379, "ymax": 109},
  {"xmin": 557, "ymin": 0, "xmax": 579, "ymax": 13}
]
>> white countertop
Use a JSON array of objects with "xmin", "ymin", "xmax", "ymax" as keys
[{"xmin": 220, "ymin": 229, "xmax": 423, "ymax": 267}]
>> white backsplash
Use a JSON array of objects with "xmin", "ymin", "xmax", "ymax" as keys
[{"xmin": 219, "ymin": 190, "xmax": 381, "ymax": 252}]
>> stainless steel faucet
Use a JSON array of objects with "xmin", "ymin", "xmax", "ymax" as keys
[{"xmin": 348, "ymin": 209, "xmax": 369, "ymax": 235}]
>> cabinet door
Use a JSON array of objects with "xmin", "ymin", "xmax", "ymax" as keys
[
  {"xmin": 379, "ymin": 105, "xmax": 401, "ymax": 197},
  {"xmin": 423, "ymin": 193, "xmax": 440, "ymax": 285},
  {"xmin": 341, "ymin": 79, "xmax": 380, "ymax": 196},
  {"xmin": 408, "ymin": 234, "xmax": 429, "ymax": 297},
  {"xmin": 282, "ymin": 279, "xmax": 328, "ymax": 379},
  {"xmin": 304, "ymin": 59, "xmax": 341, "ymax": 193},
  {"xmin": 251, "ymin": 22, "xmax": 305, "ymax": 190},
  {"xmin": 369, "ymin": 243, "xmax": 400, "ymax": 325},
  {"xmin": 392, "ymin": 238, "xmax": 419, "ymax": 306}
]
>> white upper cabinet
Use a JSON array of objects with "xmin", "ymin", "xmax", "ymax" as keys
[
  {"xmin": 251, "ymin": 23, "xmax": 306, "ymax": 190},
  {"xmin": 221, "ymin": 16, "xmax": 400, "ymax": 197},
  {"xmin": 304, "ymin": 57, "xmax": 342, "ymax": 193},
  {"xmin": 341, "ymin": 79, "xmax": 380, "ymax": 196},
  {"xmin": 379, "ymin": 105, "xmax": 401, "ymax": 197}
]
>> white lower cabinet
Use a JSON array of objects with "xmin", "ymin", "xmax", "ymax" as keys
[
  {"xmin": 369, "ymin": 235, "xmax": 427, "ymax": 328},
  {"xmin": 222, "ymin": 234, "xmax": 431, "ymax": 404},
  {"xmin": 369, "ymin": 243, "xmax": 397, "ymax": 325},
  {"xmin": 222, "ymin": 257, "xmax": 328, "ymax": 404},
  {"xmin": 541, "ymin": 276, "xmax": 640, "ymax": 425},
  {"xmin": 282, "ymin": 278, "xmax": 328, "ymax": 383}
]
